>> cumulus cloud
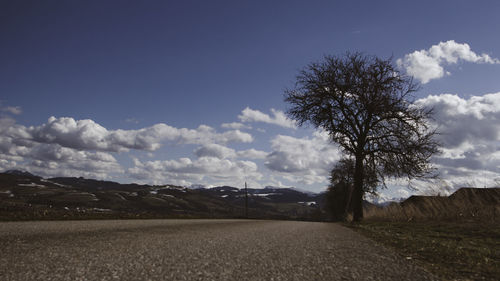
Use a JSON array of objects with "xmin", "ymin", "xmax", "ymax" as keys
[
  {"xmin": 0, "ymin": 138, "xmax": 123, "ymax": 179},
  {"xmin": 11, "ymin": 116, "xmax": 253, "ymax": 153},
  {"xmin": 128, "ymin": 156, "xmax": 262, "ymax": 186},
  {"xmin": 415, "ymin": 92, "xmax": 500, "ymax": 147},
  {"xmin": 127, "ymin": 141, "xmax": 268, "ymax": 186},
  {"xmin": 414, "ymin": 92, "xmax": 500, "ymax": 183},
  {"xmin": 397, "ymin": 40, "xmax": 500, "ymax": 83},
  {"xmin": 237, "ymin": 148, "xmax": 268, "ymax": 159},
  {"xmin": 215, "ymin": 129, "xmax": 253, "ymax": 144},
  {"xmin": 194, "ymin": 143, "xmax": 236, "ymax": 159},
  {"xmin": 26, "ymin": 144, "xmax": 123, "ymax": 179},
  {"xmin": 0, "ymin": 116, "xmax": 16, "ymax": 133},
  {"xmin": 238, "ymin": 107, "xmax": 296, "ymax": 129},
  {"xmin": 264, "ymin": 130, "xmax": 341, "ymax": 185},
  {"xmin": 0, "ymin": 116, "xmax": 122, "ymax": 179},
  {"xmin": 0, "ymin": 116, "xmax": 255, "ymax": 180}
]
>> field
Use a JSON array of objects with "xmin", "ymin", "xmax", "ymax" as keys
[
  {"xmin": 348, "ymin": 221, "xmax": 499, "ymax": 280},
  {"xmin": 2, "ymin": 171, "xmax": 499, "ymax": 279},
  {"xmin": 347, "ymin": 187, "xmax": 500, "ymax": 280}
]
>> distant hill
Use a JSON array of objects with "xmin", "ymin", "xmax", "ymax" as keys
[
  {"xmin": 3, "ymin": 170, "xmax": 39, "ymax": 178},
  {"xmin": 402, "ymin": 187, "xmax": 500, "ymax": 208},
  {"xmin": 448, "ymin": 187, "xmax": 500, "ymax": 205},
  {"xmin": 0, "ymin": 171, "xmax": 323, "ymax": 221}
]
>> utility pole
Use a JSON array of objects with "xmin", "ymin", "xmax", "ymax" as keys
[{"xmin": 245, "ymin": 181, "xmax": 248, "ymax": 218}]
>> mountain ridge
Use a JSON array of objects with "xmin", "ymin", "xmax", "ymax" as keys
[{"xmin": 0, "ymin": 170, "xmax": 324, "ymax": 221}]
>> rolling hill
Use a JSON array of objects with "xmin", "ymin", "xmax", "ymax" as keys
[{"xmin": 0, "ymin": 170, "xmax": 323, "ymax": 221}]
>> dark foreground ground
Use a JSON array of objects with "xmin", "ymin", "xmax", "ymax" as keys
[
  {"xmin": 348, "ymin": 221, "xmax": 500, "ymax": 281},
  {"xmin": 0, "ymin": 219, "xmax": 437, "ymax": 281}
]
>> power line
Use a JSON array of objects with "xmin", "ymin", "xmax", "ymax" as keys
[{"xmin": 245, "ymin": 181, "xmax": 248, "ymax": 218}]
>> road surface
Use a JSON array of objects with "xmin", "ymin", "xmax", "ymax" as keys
[{"xmin": 0, "ymin": 219, "xmax": 437, "ymax": 280}]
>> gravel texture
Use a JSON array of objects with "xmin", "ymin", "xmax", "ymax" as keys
[{"xmin": 0, "ymin": 219, "xmax": 438, "ymax": 280}]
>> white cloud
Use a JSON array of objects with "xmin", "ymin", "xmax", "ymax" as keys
[
  {"xmin": 415, "ymin": 92, "xmax": 500, "ymax": 147},
  {"xmin": 397, "ymin": 40, "xmax": 500, "ymax": 83},
  {"xmin": 0, "ymin": 116, "xmax": 16, "ymax": 133},
  {"xmin": 17, "ymin": 117, "xmax": 253, "ymax": 152},
  {"xmin": 237, "ymin": 148, "xmax": 268, "ymax": 159},
  {"xmin": 220, "ymin": 122, "xmax": 251, "ymax": 130},
  {"xmin": 26, "ymin": 144, "xmax": 123, "ymax": 179},
  {"xmin": 128, "ymin": 157, "xmax": 262, "ymax": 186},
  {"xmin": 215, "ymin": 129, "xmax": 253, "ymax": 144},
  {"xmin": 264, "ymin": 130, "xmax": 341, "ymax": 185},
  {"xmin": 0, "ymin": 116, "xmax": 254, "ymax": 180},
  {"xmin": 414, "ymin": 92, "xmax": 500, "ymax": 185},
  {"xmin": 194, "ymin": 143, "xmax": 236, "ymax": 159},
  {"xmin": 0, "ymin": 140, "xmax": 123, "ymax": 180},
  {"xmin": 6, "ymin": 93, "xmax": 499, "ymax": 192},
  {"xmin": 193, "ymin": 144, "xmax": 268, "ymax": 160},
  {"xmin": 0, "ymin": 118, "xmax": 123, "ymax": 178},
  {"xmin": 1, "ymin": 106, "xmax": 22, "ymax": 115},
  {"xmin": 379, "ymin": 91, "xmax": 500, "ymax": 192},
  {"xmin": 238, "ymin": 107, "xmax": 296, "ymax": 128}
]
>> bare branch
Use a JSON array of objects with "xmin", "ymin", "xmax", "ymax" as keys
[{"xmin": 284, "ymin": 52, "xmax": 440, "ymax": 221}]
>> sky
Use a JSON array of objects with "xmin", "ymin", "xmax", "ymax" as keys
[{"xmin": 1, "ymin": 0, "xmax": 500, "ymax": 198}]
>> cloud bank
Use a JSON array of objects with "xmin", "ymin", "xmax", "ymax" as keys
[
  {"xmin": 415, "ymin": 92, "xmax": 500, "ymax": 181},
  {"xmin": 0, "ymin": 116, "xmax": 254, "ymax": 180},
  {"xmin": 23, "ymin": 117, "xmax": 253, "ymax": 152},
  {"xmin": 1, "ymin": 94, "xmax": 499, "ymax": 192},
  {"xmin": 265, "ymin": 130, "xmax": 342, "ymax": 185},
  {"xmin": 128, "ymin": 155, "xmax": 263, "ymax": 187},
  {"xmin": 0, "ymin": 119, "xmax": 123, "ymax": 179}
]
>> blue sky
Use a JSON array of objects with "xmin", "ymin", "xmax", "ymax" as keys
[{"xmin": 1, "ymin": 0, "xmax": 500, "ymax": 198}]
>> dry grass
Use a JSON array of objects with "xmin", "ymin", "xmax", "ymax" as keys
[
  {"xmin": 364, "ymin": 201, "xmax": 500, "ymax": 223},
  {"xmin": 364, "ymin": 188, "xmax": 500, "ymax": 223},
  {"xmin": 348, "ymin": 221, "xmax": 500, "ymax": 281},
  {"xmin": 349, "ymin": 188, "xmax": 500, "ymax": 280}
]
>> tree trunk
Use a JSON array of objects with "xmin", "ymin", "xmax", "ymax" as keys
[{"xmin": 352, "ymin": 153, "xmax": 364, "ymax": 222}]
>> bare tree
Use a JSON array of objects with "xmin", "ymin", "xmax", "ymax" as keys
[
  {"xmin": 285, "ymin": 52, "xmax": 439, "ymax": 221},
  {"xmin": 326, "ymin": 158, "xmax": 378, "ymax": 221},
  {"xmin": 329, "ymin": 158, "xmax": 379, "ymax": 196}
]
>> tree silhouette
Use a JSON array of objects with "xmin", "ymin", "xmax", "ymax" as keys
[
  {"xmin": 285, "ymin": 52, "xmax": 439, "ymax": 221},
  {"xmin": 325, "ymin": 158, "xmax": 378, "ymax": 221}
]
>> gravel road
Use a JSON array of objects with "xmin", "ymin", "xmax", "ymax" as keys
[{"xmin": 0, "ymin": 219, "xmax": 437, "ymax": 280}]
